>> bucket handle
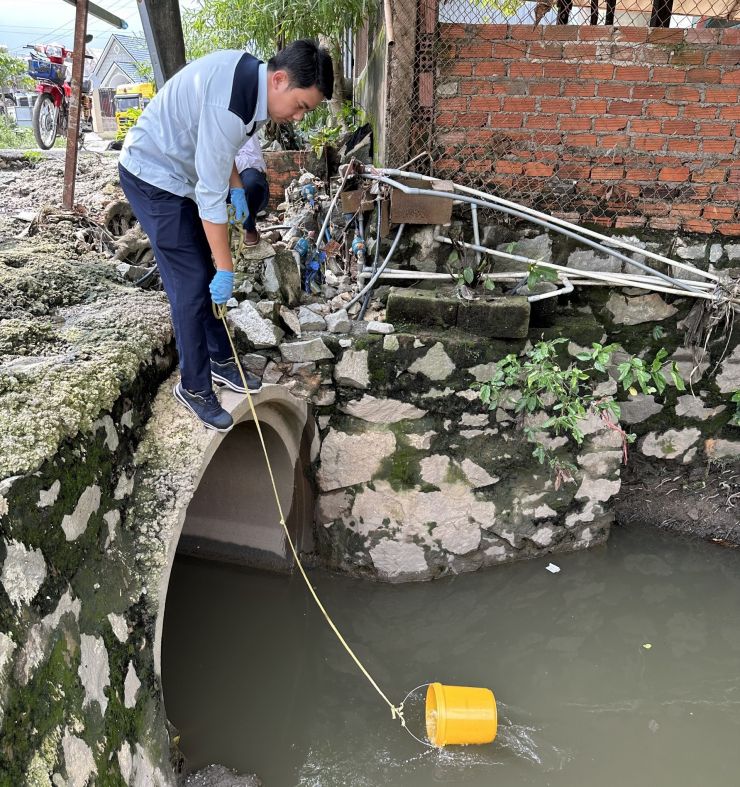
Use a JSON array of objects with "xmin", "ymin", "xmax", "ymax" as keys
[{"xmin": 399, "ymin": 683, "xmax": 436, "ymax": 749}]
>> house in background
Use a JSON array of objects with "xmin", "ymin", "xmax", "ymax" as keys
[
  {"xmin": 92, "ymin": 34, "xmax": 152, "ymax": 89},
  {"xmin": 88, "ymin": 34, "xmax": 152, "ymax": 134}
]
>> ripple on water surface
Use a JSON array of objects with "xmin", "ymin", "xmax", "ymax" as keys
[{"xmin": 162, "ymin": 525, "xmax": 740, "ymax": 786}]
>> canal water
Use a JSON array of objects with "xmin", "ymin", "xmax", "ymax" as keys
[{"xmin": 162, "ymin": 525, "xmax": 740, "ymax": 786}]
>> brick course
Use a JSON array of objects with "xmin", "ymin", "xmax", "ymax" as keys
[
  {"xmin": 435, "ymin": 23, "xmax": 740, "ymax": 231},
  {"xmin": 263, "ymin": 150, "xmax": 313, "ymax": 209}
]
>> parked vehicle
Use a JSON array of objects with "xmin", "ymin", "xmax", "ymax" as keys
[
  {"xmin": 114, "ymin": 82, "xmax": 155, "ymax": 136},
  {"xmin": 25, "ymin": 42, "xmax": 93, "ymax": 149}
]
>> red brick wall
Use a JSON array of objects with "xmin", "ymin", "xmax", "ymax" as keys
[
  {"xmin": 263, "ymin": 150, "xmax": 312, "ymax": 209},
  {"xmin": 436, "ymin": 24, "xmax": 740, "ymax": 234}
]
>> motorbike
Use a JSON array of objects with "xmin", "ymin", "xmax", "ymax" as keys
[{"xmin": 25, "ymin": 42, "xmax": 93, "ymax": 150}]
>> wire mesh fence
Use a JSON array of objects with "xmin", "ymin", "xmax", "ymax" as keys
[{"xmin": 375, "ymin": 0, "xmax": 740, "ymax": 232}]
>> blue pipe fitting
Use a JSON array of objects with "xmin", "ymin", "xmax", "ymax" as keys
[{"xmin": 294, "ymin": 237, "xmax": 309, "ymax": 257}]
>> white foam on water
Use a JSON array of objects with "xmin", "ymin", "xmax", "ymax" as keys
[{"xmin": 495, "ymin": 702, "xmax": 573, "ymax": 771}]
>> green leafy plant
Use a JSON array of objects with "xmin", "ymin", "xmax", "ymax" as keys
[
  {"xmin": 445, "ymin": 240, "xmax": 496, "ymax": 297},
  {"xmin": 297, "ymin": 103, "xmax": 331, "ymax": 136},
  {"xmin": 475, "ymin": 339, "xmax": 680, "ymax": 486},
  {"xmin": 0, "ymin": 50, "xmax": 30, "ymax": 129},
  {"xmin": 503, "ymin": 240, "xmax": 558, "ymax": 291},
  {"xmin": 0, "ymin": 121, "xmax": 45, "ymax": 149},
  {"xmin": 470, "ymin": 0, "xmax": 526, "ymax": 17},
  {"xmin": 614, "ymin": 348, "xmax": 684, "ymax": 396},
  {"xmin": 308, "ymin": 123, "xmax": 341, "ymax": 157},
  {"xmin": 134, "ymin": 61, "xmax": 154, "ymax": 84},
  {"xmin": 182, "ymin": 0, "xmax": 378, "ymax": 122},
  {"xmin": 338, "ymin": 100, "xmax": 363, "ymax": 132},
  {"xmin": 115, "ymin": 108, "xmax": 143, "ymax": 142},
  {"xmin": 730, "ymin": 391, "xmax": 740, "ymax": 426},
  {"xmin": 652, "ymin": 325, "xmax": 665, "ymax": 340},
  {"xmin": 526, "ymin": 260, "xmax": 558, "ymax": 289},
  {"xmin": 23, "ymin": 150, "xmax": 42, "ymax": 166}
]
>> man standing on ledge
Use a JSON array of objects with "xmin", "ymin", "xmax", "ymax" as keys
[{"xmin": 118, "ymin": 39, "xmax": 333, "ymax": 432}]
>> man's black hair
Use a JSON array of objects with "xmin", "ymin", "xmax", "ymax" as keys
[{"xmin": 267, "ymin": 39, "xmax": 334, "ymax": 100}]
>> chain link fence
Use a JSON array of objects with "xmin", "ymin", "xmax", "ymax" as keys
[{"xmin": 375, "ymin": 0, "xmax": 740, "ymax": 232}]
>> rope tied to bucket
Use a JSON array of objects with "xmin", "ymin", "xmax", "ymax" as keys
[{"xmin": 212, "ymin": 299, "xmax": 407, "ymax": 728}]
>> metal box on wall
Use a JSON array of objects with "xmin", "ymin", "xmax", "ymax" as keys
[{"xmin": 389, "ymin": 177, "xmax": 454, "ymax": 225}]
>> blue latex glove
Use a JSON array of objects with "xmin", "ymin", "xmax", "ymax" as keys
[
  {"xmin": 209, "ymin": 269, "xmax": 234, "ymax": 304},
  {"xmin": 229, "ymin": 188, "xmax": 249, "ymax": 226}
]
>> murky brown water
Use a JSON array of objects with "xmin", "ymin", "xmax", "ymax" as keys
[{"xmin": 162, "ymin": 525, "xmax": 740, "ymax": 786}]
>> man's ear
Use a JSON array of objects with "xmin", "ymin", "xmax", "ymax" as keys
[{"xmin": 270, "ymin": 69, "xmax": 289, "ymax": 91}]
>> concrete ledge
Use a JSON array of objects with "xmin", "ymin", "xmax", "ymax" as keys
[
  {"xmin": 386, "ymin": 287, "xmax": 530, "ymax": 338},
  {"xmin": 386, "ymin": 288, "xmax": 458, "ymax": 329},
  {"xmin": 456, "ymin": 297, "xmax": 530, "ymax": 339}
]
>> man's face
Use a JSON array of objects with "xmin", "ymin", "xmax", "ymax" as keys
[{"xmin": 266, "ymin": 70, "xmax": 325, "ymax": 125}]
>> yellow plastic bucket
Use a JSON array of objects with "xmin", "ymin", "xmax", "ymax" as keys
[{"xmin": 425, "ymin": 682, "xmax": 497, "ymax": 746}]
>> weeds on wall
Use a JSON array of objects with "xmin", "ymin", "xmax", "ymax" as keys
[
  {"xmin": 474, "ymin": 338, "xmax": 685, "ymax": 487},
  {"xmin": 730, "ymin": 392, "xmax": 740, "ymax": 426},
  {"xmin": 445, "ymin": 242, "xmax": 559, "ymax": 300}
]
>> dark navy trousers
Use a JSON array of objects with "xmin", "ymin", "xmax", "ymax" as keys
[
  {"xmin": 119, "ymin": 164, "xmax": 233, "ymax": 392},
  {"xmin": 238, "ymin": 167, "xmax": 270, "ymax": 231}
]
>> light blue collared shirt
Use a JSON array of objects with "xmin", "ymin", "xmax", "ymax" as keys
[{"xmin": 120, "ymin": 51, "xmax": 268, "ymax": 224}]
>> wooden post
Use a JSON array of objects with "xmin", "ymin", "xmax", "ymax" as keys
[{"xmin": 62, "ymin": 0, "xmax": 89, "ymax": 210}]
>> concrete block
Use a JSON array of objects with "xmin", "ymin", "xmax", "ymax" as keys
[
  {"xmin": 456, "ymin": 297, "xmax": 530, "ymax": 339},
  {"xmin": 386, "ymin": 288, "xmax": 458, "ymax": 329}
]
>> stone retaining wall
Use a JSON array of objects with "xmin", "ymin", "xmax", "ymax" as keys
[{"xmin": 309, "ymin": 334, "xmax": 623, "ymax": 582}]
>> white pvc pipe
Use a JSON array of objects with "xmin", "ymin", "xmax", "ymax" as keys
[
  {"xmin": 528, "ymin": 276, "xmax": 574, "ymax": 302},
  {"xmin": 364, "ymin": 173, "xmax": 707, "ymax": 297},
  {"xmin": 374, "ymin": 168, "xmax": 720, "ymax": 283},
  {"xmin": 434, "ymin": 235, "xmax": 715, "ymax": 292},
  {"xmin": 471, "ymin": 202, "xmax": 481, "ymax": 267},
  {"xmin": 355, "ymin": 270, "xmax": 706, "ymax": 291},
  {"xmin": 434, "ymin": 235, "xmax": 717, "ymax": 301},
  {"xmin": 318, "ymin": 166, "xmax": 353, "ymax": 251}
]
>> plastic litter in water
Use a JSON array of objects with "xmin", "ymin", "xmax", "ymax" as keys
[{"xmin": 545, "ymin": 563, "xmax": 560, "ymax": 574}]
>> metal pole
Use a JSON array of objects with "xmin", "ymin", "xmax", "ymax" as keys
[
  {"xmin": 62, "ymin": 0, "xmax": 89, "ymax": 210},
  {"xmin": 135, "ymin": 0, "xmax": 165, "ymax": 89}
]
